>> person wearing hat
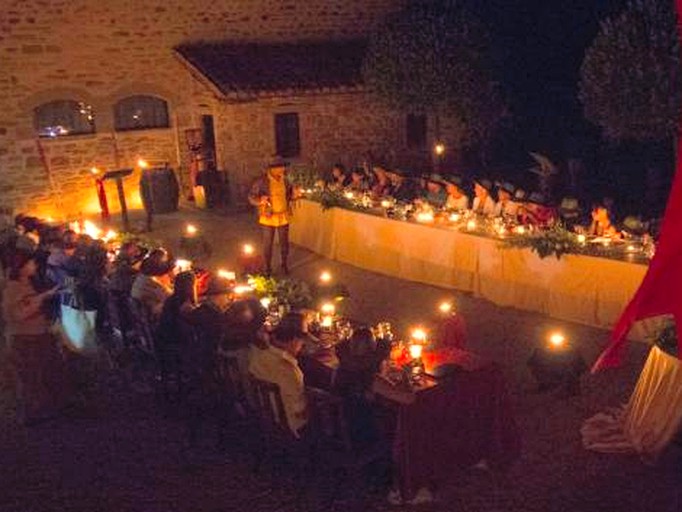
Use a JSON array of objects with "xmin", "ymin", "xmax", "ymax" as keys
[
  {"xmin": 422, "ymin": 174, "xmax": 447, "ymax": 208},
  {"xmin": 248, "ymin": 158, "xmax": 295, "ymax": 275},
  {"xmin": 557, "ymin": 197, "xmax": 582, "ymax": 230},
  {"xmin": 348, "ymin": 166, "xmax": 369, "ymax": 193},
  {"xmin": 443, "ymin": 175, "xmax": 470, "ymax": 211},
  {"xmin": 494, "ymin": 182, "xmax": 520, "ymax": 218},
  {"xmin": 131, "ymin": 248, "xmax": 174, "ymax": 317},
  {"xmin": 472, "ymin": 178, "xmax": 496, "ymax": 216},
  {"xmin": 519, "ymin": 192, "xmax": 557, "ymax": 228},
  {"xmin": 386, "ymin": 168, "xmax": 417, "ymax": 203}
]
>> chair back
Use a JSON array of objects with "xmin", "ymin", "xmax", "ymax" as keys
[
  {"xmin": 216, "ymin": 348, "xmax": 245, "ymax": 403},
  {"xmin": 249, "ymin": 374, "xmax": 291, "ymax": 436},
  {"xmin": 306, "ymin": 387, "xmax": 353, "ymax": 453},
  {"xmin": 129, "ymin": 297, "xmax": 156, "ymax": 352}
]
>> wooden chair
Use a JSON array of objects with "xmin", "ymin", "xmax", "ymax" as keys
[{"xmin": 306, "ymin": 386, "xmax": 391, "ymax": 508}]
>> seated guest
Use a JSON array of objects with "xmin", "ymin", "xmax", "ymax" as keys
[
  {"xmin": 328, "ymin": 163, "xmax": 348, "ymax": 189},
  {"xmin": 156, "ymin": 271, "xmax": 197, "ymax": 381},
  {"xmin": 371, "ymin": 165, "xmax": 391, "ymax": 197},
  {"xmin": 108, "ymin": 241, "xmax": 146, "ymax": 296},
  {"xmin": 588, "ymin": 202, "xmax": 618, "ymax": 237},
  {"xmin": 423, "ymin": 174, "xmax": 447, "ymax": 208},
  {"xmin": 348, "ymin": 166, "xmax": 369, "ymax": 192},
  {"xmin": 494, "ymin": 182, "xmax": 519, "ymax": 218},
  {"xmin": 443, "ymin": 175, "xmax": 470, "ymax": 211},
  {"xmin": 249, "ymin": 323, "xmax": 308, "ymax": 437},
  {"xmin": 472, "ymin": 178, "xmax": 496, "ymax": 216},
  {"xmin": 557, "ymin": 197, "xmax": 582, "ymax": 230},
  {"xmin": 334, "ymin": 327, "xmax": 387, "ymax": 445},
  {"xmin": 519, "ymin": 192, "xmax": 558, "ymax": 228},
  {"xmin": 387, "ymin": 168, "xmax": 417, "ymax": 203},
  {"xmin": 131, "ymin": 249, "xmax": 174, "ymax": 318}
]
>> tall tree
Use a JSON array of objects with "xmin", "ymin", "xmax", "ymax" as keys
[
  {"xmin": 362, "ymin": 0, "xmax": 505, "ymax": 163},
  {"xmin": 579, "ymin": 0, "xmax": 681, "ymax": 142}
]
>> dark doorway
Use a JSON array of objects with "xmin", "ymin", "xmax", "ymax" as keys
[{"xmin": 201, "ymin": 114, "xmax": 216, "ymax": 168}]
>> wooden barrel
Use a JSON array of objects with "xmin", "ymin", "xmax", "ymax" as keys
[{"xmin": 139, "ymin": 167, "xmax": 180, "ymax": 214}]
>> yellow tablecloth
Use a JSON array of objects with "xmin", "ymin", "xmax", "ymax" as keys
[{"xmin": 291, "ymin": 200, "xmax": 650, "ymax": 337}]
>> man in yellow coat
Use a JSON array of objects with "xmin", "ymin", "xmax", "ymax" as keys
[{"xmin": 248, "ymin": 159, "xmax": 294, "ymax": 275}]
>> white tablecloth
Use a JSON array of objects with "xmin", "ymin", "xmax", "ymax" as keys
[{"xmin": 291, "ymin": 199, "xmax": 650, "ymax": 337}]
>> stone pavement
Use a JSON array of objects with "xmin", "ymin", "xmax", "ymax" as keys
[{"xmin": 1, "ymin": 206, "xmax": 681, "ymax": 512}]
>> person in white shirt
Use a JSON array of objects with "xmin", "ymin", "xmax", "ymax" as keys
[
  {"xmin": 493, "ymin": 182, "xmax": 519, "ymax": 218},
  {"xmin": 472, "ymin": 178, "xmax": 496, "ymax": 216},
  {"xmin": 443, "ymin": 175, "xmax": 469, "ymax": 211},
  {"xmin": 249, "ymin": 323, "xmax": 308, "ymax": 436}
]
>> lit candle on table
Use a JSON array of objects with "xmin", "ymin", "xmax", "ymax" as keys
[
  {"xmin": 185, "ymin": 224, "xmax": 198, "ymax": 236},
  {"xmin": 547, "ymin": 332, "xmax": 567, "ymax": 350},
  {"xmin": 319, "ymin": 270, "xmax": 332, "ymax": 284}
]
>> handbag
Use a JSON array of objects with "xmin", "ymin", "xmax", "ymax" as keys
[{"xmin": 59, "ymin": 297, "xmax": 97, "ymax": 353}]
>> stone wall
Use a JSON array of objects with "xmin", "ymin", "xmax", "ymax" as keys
[{"xmin": 0, "ymin": 0, "xmax": 403, "ymax": 218}]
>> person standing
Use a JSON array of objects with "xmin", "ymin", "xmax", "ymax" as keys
[{"xmin": 248, "ymin": 159, "xmax": 294, "ymax": 275}]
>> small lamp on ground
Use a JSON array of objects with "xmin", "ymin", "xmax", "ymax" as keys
[
  {"xmin": 239, "ymin": 242, "xmax": 261, "ymax": 275},
  {"xmin": 527, "ymin": 331, "xmax": 587, "ymax": 396}
]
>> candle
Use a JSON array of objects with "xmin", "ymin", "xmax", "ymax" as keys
[
  {"xmin": 175, "ymin": 259, "xmax": 192, "ymax": 272},
  {"xmin": 233, "ymin": 284, "xmax": 253, "ymax": 295},
  {"xmin": 319, "ymin": 271, "xmax": 332, "ymax": 284},
  {"xmin": 90, "ymin": 167, "xmax": 100, "ymax": 175},
  {"xmin": 409, "ymin": 343, "xmax": 423, "ymax": 359},
  {"xmin": 449, "ymin": 212, "xmax": 461, "ymax": 222},
  {"xmin": 438, "ymin": 302, "xmax": 453, "ymax": 314},
  {"xmin": 466, "ymin": 219, "xmax": 477, "ymax": 231},
  {"xmin": 242, "ymin": 243, "xmax": 255, "ymax": 256},
  {"xmin": 185, "ymin": 224, "xmax": 198, "ymax": 236},
  {"xmin": 137, "ymin": 158, "xmax": 149, "ymax": 169},
  {"xmin": 416, "ymin": 211, "xmax": 435, "ymax": 223},
  {"xmin": 514, "ymin": 225, "xmax": 526, "ymax": 235},
  {"xmin": 344, "ymin": 191, "xmax": 355, "ymax": 199},
  {"xmin": 548, "ymin": 332, "xmax": 566, "ymax": 349},
  {"xmin": 217, "ymin": 269, "xmax": 236, "ymax": 281},
  {"xmin": 320, "ymin": 302, "xmax": 336, "ymax": 315},
  {"xmin": 381, "ymin": 199, "xmax": 391, "ymax": 208},
  {"xmin": 321, "ymin": 315, "xmax": 334, "ymax": 328},
  {"xmin": 411, "ymin": 327, "xmax": 427, "ymax": 343},
  {"xmin": 577, "ymin": 234, "xmax": 586, "ymax": 244},
  {"xmin": 260, "ymin": 297, "xmax": 272, "ymax": 309}
]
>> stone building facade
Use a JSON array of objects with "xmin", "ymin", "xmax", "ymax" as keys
[{"xmin": 0, "ymin": 0, "xmax": 456, "ymax": 220}]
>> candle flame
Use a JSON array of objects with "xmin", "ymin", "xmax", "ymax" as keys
[
  {"xmin": 438, "ymin": 302, "xmax": 453, "ymax": 314},
  {"xmin": 175, "ymin": 259, "xmax": 192, "ymax": 272},
  {"xmin": 137, "ymin": 158, "xmax": 149, "ymax": 169},
  {"xmin": 466, "ymin": 219, "xmax": 477, "ymax": 231},
  {"xmin": 242, "ymin": 243, "xmax": 255, "ymax": 255},
  {"xmin": 411, "ymin": 328, "xmax": 427, "ymax": 342},
  {"xmin": 449, "ymin": 212, "xmax": 461, "ymax": 222},
  {"xmin": 90, "ymin": 167, "xmax": 100, "ymax": 175},
  {"xmin": 548, "ymin": 332, "xmax": 566, "ymax": 349},
  {"xmin": 260, "ymin": 297, "xmax": 272, "ymax": 308},
  {"xmin": 321, "ymin": 315, "xmax": 334, "ymax": 328},
  {"xmin": 185, "ymin": 224, "xmax": 198, "ymax": 235},
  {"xmin": 320, "ymin": 302, "xmax": 336, "ymax": 315},
  {"xmin": 434, "ymin": 142, "xmax": 445, "ymax": 156},
  {"xmin": 577, "ymin": 234, "xmax": 586, "ymax": 244},
  {"xmin": 217, "ymin": 269, "xmax": 236, "ymax": 281},
  {"xmin": 233, "ymin": 284, "xmax": 254, "ymax": 295},
  {"xmin": 409, "ymin": 343, "xmax": 424, "ymax": 359},
  {"xmin": 319, "ymin": 271, "xmax": 332, "ymax": 283},
  {"xmin": 381, "ymin": 199, "xmax": 391, "ymax": 208}
]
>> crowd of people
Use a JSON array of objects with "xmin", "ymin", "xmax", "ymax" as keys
[
  {"xmin": 324, "ymin": 162, "xmax": 653, "ymax": 239},
  {"xmin": 0, "ymin": 214, "xmax": 419, "ymax": 458}
]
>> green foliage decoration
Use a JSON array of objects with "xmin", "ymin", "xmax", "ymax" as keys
[
  {"xmin": 362, "ymin": 0, "xmax": 505, "ymax": 147},
  {"xmin": 501, "ymin": 225, "xmax": 583, "ymax": 260},
  {"xmin": 579, "ymin": 0, "xmax": 681, "ymax": 141}
]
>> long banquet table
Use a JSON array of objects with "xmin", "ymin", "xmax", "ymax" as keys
[{"xmin": 290, "ymin": 199, "xmax": 652, "ymax": 339}]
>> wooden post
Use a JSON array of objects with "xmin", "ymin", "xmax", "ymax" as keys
[{"xmin": 115, "ymin": 177, "xmax": 129, "ymax": 232}]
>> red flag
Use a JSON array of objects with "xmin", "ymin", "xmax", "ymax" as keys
[{"xmin": 593, "ymin": 0, "xmax": 682, "ymax": 371}]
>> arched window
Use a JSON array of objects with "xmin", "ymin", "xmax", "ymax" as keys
[
  {"xmin": 114, "ymin": 95, "xmax": 169, "ymax": 131},
  {"xmin": 34, "ymin": 100, "xmax": 95, "ymax": 138}
]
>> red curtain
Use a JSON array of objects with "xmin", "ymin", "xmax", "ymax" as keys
[{"xmin": 593, "ymin": 0, "xmax": 682, "ymax": 371}]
